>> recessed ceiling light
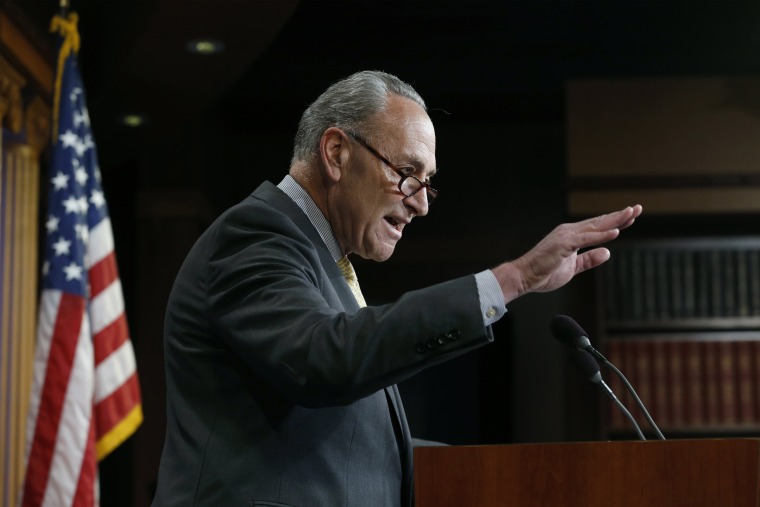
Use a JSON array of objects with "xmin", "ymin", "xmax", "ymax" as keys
[
  {"xmin": 186, "ymin": 39, "xmax": 225, "ymax": 55},
  {"xmin": 120, "ymin": 114, "xmax": 147, "ymax": 127}
]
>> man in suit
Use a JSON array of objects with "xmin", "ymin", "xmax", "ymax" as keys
[{"xmin": 152, "ymin": 70, "xmax": 641, "ymax": 506}]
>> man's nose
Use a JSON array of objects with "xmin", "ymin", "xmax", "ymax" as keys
[{"xmin": 404, "ymin": 189, "xmax": 429, "ymax": 217}]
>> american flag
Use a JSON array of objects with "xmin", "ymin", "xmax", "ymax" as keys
[{"xmin": 20, "ymin": 13, "xmax": 142, "ymax": 507}]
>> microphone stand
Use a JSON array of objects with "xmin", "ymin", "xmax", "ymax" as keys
[
  {"xmin": 588, "ymin": 348, "xmax": 666, "ymax": 440},
  {"xmin": 594, "ymin": 374, "xmax": 646, "ymax": 440}
]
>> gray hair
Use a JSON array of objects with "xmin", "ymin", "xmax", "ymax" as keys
[{"xmin": 291, "ymin": 70, "xmax": 427, "ymax": 163}]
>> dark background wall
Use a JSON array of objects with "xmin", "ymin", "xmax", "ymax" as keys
[{"xmin": 7, "ymin": 1, "xmax": 760, "ymax": 505}]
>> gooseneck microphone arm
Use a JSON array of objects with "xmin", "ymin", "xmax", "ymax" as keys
[
  {"xmin": 601, "ymin": 381, "xmax": 647, "ymax": 441},
  {"xmin": 568, "ymin": 350, "xmax": 646, "ymax": 440},
  {"xmin": 552, "ymin": 315, "xmax": 666, "ymax": 441},
  {"xmin": 585, "ymin": 347, "xmax": 666, "ymax": 441}
]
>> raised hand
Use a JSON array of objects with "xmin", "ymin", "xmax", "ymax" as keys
[{"xmin": 493, "ymin": 205, "xmax": 642, "ymax": 303}]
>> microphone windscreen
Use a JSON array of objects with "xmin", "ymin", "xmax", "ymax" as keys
[
  {"xmin": 550, "ymin": 314, "xmax": 589, "ymax": 348},
  {"xmin": 567, "ymin": 350, "xmax": 601, "ymax": 381}
]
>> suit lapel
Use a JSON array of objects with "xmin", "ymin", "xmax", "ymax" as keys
[
  {"xmin": 253, "ymin": 182, "xmax": 360, "ymax": 313},
  {"xmin": 255, "ymin": 181, "xmax": 412, "ymax": 503},
  {"xmin": 328, "ymin": 268, "xmax": 361, "ymax": 313}
]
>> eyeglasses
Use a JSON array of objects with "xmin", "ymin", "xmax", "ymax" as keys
[{"xmin": 345, "ymin": 131, "xmax": 438, "ymax": 205}]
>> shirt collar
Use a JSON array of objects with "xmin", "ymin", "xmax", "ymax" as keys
[{"xmin": 277, "ymin": 175, "xmax": 343, "ymax": 262}]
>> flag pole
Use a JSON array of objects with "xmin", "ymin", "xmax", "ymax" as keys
[{"xmin": 49, "ymin": 3, "xmax": 79, "ymax": 140}]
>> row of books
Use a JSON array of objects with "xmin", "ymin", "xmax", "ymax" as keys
[
  {"xmin": 603, "ymin": 337, "xmax": 760, "ymax": 432},
  {"xmin": 601, "ymin": 242, "xmax": 760, "ymax": 322}
]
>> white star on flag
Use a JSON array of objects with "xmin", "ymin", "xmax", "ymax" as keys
[
  {"xmin": 75, "ymin": 167, "xmax": 89, "ymax": 186},
  {"xmin": 74, "ymin": 223, "xmax": 89, "ymax": 243},
  {"xmin": 69, "ymin": 86, "xmax": 81, "ymax": 102},
  {"xmin": 77, "ymin": 196, "xmax": 89, "ymax": 213},
  {"xmin": 74, "ymin": 138, "xmax": 88, "ymax": 157},
  {"xmin": 90, "ymin": 189, "xmax": 106, "ymax": 208},
  {"xmin": 52, "ymin": 171, "xmax": 69, "ymax": 190},
  {"xmin": 62, "ymin": 261, "xmax": 83, "ymax": 281},
  {"xmin": 74, "ymin": 108, "xmax": 90, "ymax": 127},
  {"xmin": 63, "ymin": 195, "xmax": 81, "ymax": 214},
  {"xmin": 52, "ymin": 237, "xmax": 72, "ymax": 256},
  {"xmin": 59, "ymin": 129, "xmax": 78, "ymax": 149},
  {"xmin": 46, "ymin": 215, "xmax": 60, "ymax": 233}
]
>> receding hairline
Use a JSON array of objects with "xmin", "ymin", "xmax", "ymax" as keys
[
  {"xmin": 291, "ymin": 70, "xmax": 428, "ymax": 164},
  {"xmin": 364, "ymin": 94, "xmax": 438, "ymax": 179}
]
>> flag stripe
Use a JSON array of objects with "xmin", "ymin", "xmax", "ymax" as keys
[
  {"xmin": 94, "ymin": 340, "xmax": 137, "ymax": 404},
  {"xmin": 95, "ymin": 373, "xmax": 140, "ymax": 431},
  {"xmin": 93, "ymin": 313, "xmax": 129, "ymax": 365},
  {"xmin": 87, "ymin": 217, "xmax": 114, "ymax": 269},
  {"xmin": 24, "ymin": 292, "xmax": 60, "ymax": 457},
  {"xmin": 88, "ymin": 249, "xmax": 118, "ymax": 298},
  {"xmin": 22, "ymin": 293, "xmax": 84, "ymax": 507},
  {"xmin": 89, "ymin": 279, "xmax": 125, "ymax": 336},
  {"xmin": 72, "ymin": 420, "xmax": 97, "ymax": 507},
  {"xmin": 42, "ymin": 312, "xmax": 92, "ymax": 507}
]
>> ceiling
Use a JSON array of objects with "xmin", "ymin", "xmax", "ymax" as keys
[
  {"xmin": 12, "ymin": 0, "xmax": 760, "ymax": 135},
  {"xmin": 8, "ymin": 0, "xmax": 760, "ymax": 222}
]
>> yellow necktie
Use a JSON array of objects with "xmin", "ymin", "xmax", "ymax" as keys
[{"xmin": 337, "ymin": 256, "xmax": 367, "ymax": 308}]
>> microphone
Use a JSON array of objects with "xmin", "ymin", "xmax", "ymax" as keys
[
  {"xmin": 550, "ymin": 314, "xmax": 607, "ymax": 363},
  {"xmin": 566, "ymin": 349, "xmax": 646, "ymax": 440},
  {"xmin": 551, "ymin": 315, "xmax": 665, "ymax": 440},
  {"xmin": 567, "ymin": 348, "xmax": 605, "ymax": 385}
]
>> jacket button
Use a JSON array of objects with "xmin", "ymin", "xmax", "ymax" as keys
[{"xmin": 446, "ymin": 330, "xmax": 460, "ymax": 340}]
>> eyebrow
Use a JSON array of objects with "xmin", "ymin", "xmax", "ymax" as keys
[
  {"xmin": 404, "ymin": 156, "xmax": 437, "ymax": 179},
  {"xmin": 350, "ymin": 131, "xmax": 437, "ymax": 179}
]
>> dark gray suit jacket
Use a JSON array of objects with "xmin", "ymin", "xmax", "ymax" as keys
[{"xmin": 153, "ymin": 181, "xmax": 494, "ymax": 506}]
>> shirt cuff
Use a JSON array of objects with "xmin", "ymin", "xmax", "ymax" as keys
[{"xmin": 474, "ymin": 270, "xmax": 507, "ymax": 326}]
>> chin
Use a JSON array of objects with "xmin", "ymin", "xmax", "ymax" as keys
[{"xmin": 362, "ymin": 245, "xmax": 396, "ymax": 263}]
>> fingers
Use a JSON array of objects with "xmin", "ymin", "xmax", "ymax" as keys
[
  {"xmin": 595, "ymin": 204, "xmax": 642, "ymax": 230},
  {"xmin": 617, "ymin": 204, "xmax": 643, "ymax": 230},
  {"xmin": 574, "ymin": 205, "xmax": 641, "ymax": 271},
  {"xmin": 577, "ymin": 204, "xmax": 641, "ymax": 238},
  {"xmin": 576, "ymin": 247, "xmax": 611, "ymax": 274},
  {"xmin": 556, "ymin": 204, "xmax": 641, "ymax": 256}
]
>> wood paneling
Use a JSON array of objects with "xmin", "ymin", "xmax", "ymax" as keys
[
  {"xmin": 415, "ymin": 439, "xmax": 760, "ymax": 506},
  {"xmin": 567, "ymin": 78, "xmax": 760, "ymax": 216},
  {"xmin": 0, "ymin": 11, "xmax": 50, "ymax": 507}
]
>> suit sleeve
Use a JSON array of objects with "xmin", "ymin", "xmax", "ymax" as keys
[{"xmin": 204, "ymin": 204, "xmax": 494, "ymax": 407}]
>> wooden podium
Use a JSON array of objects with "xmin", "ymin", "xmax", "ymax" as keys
[{"xmin": 414, "ymin": 438, "xmax": 760, "ymax": 506}]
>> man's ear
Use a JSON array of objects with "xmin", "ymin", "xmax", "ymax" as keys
[{"xmin": 319, "ymin": 127, "xmax": 348, "ymax": 183}]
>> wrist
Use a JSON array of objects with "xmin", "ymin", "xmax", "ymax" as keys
[{"xmin": 491, "ymin": 261, "xmax": 526, "ymax": 304}]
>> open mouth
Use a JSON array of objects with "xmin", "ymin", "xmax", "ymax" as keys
[{"xmin": 385, "ymin": 217, "xmax": 401, "ymax": 232}]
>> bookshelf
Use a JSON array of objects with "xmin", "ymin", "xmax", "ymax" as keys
[{"xmin": 597, "ymin": 237, "xmax": 760, "ymax": 437}]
